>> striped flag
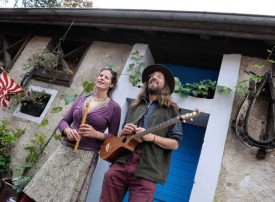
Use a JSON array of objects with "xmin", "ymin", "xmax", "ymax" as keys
[{"xmin": 0, "ymin": 68, "xmax": 25, "ymax": 108}]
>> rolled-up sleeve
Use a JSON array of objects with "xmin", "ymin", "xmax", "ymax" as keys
[{"xmin": 168, "ymin": 121, "xmax": 183, "ymax": 143}]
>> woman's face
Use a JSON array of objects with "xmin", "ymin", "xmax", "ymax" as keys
[{"xmin": 96, "ymin": 70, "xmax": 114, "ymax": 91}]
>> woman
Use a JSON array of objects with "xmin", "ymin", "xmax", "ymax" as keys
[{"xmin": 21, "ymin": 67, "xmax": 121, "ymax": 202}]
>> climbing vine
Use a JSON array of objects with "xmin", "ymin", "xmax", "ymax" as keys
[
  {"xmin": 127, "ymin": 47, "xmax": 275, "ymax": 99},
  {"xmin": 127, "ymin": 50, "xmax": 145, "ymax": 87}
]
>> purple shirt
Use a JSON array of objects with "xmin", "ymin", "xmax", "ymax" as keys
[{"xmin": 59, "ymin": 95, "xmax": 121, "ymax": 151}]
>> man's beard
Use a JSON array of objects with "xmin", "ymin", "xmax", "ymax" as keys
[{"xmin": 148, "ymin": 86, "xmax": 161, "ymax": 95}]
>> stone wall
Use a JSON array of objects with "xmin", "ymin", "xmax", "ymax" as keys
[
  {"xmin": 0, "ymin": 36, "xmax": 132, "ymax": 177},
  {"xmin": 216, "ymin": 56, "xmax": 275, "ymax": 202}
]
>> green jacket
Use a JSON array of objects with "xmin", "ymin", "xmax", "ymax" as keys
[{"xmin": 115, "ymin": 99, "xmax": 178, "ymax": 184}]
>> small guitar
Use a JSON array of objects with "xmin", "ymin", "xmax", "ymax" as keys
[{"xmin": 100, "ymin": 109, "xmax": 200, "ymax": 162}]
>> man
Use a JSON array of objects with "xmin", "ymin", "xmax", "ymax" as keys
[{"xmin": 100, "ymin": 64, "xmax": 183, "ymax": 202}]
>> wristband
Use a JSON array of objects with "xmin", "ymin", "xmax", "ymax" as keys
[{"xmin": 152, "ymin": 135, "xmax": 155, "ymax": 143}]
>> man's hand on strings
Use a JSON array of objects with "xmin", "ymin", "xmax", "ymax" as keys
[{"xmin": 121, "ymin": 123, "xmax": 137, "ymax": 136}]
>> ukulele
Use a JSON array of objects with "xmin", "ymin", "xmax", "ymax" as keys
[{"xmin": 100, "ymin": 109, "xmax": 200, "ymax": 162}]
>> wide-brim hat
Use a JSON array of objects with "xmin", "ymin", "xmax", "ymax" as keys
[{"xmin": 142, "ymin": 64, "xmax": 175, "ymax": 94}]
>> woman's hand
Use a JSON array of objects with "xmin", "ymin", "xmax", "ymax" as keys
[
  {"xmin": 79, "ymin": 124, "xmax": 98, "ymax": 139},
  {"xmin": 64, "ymin": 127, "xmax": 80, "ymax": 142}
]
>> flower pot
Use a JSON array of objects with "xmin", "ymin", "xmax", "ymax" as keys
[
  {"xmin": 20, "ymin": 94, "xmax": 50, "ymax": 117},
  {"xmin": 0, "ymin": 178, "xmax": 17, "ymax": 202}
]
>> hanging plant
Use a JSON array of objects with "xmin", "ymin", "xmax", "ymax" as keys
[{"xmin": 25, "ymin": 50, "xmax": 61, "ymax": 72}]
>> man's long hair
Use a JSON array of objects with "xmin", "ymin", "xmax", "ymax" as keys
[{"xmin": 131, "ymin": 81, "xmax": 178, "ymax": 110}]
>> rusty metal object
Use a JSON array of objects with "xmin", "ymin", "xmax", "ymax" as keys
[{"xmin": 232, "ymin": 71, "xmax": 275, "ymax": 155}]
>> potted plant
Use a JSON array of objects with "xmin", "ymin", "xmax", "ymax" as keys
[
  {"xmin": 0, "ymin": 120, "xmax": 25, "ymax": 201},
  {"xmin": 24, "ymin": 48, "xmax": 79, "ymax": 87},
  {"xmin": 26, "ymin": 50, "xmax": 61, "ymax": 73},
  {"xmin": 12, "ymin": 89, "xmax": 51, "ymax": 117}
]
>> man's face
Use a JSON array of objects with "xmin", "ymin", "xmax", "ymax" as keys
[{"xmin": 148, "ymin": 71, "xmax": 165, "ymax": 94}]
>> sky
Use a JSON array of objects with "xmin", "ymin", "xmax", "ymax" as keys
[
  {"xmin": 93, "ymin": 0, "xmax": 275, "ymax": 16},
  {"xmin": 1, "ymin": 0, "xmax": 274, "ymax": 16}
]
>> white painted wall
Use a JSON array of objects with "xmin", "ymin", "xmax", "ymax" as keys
[
  {"xmin": 189, "ymin": 54, "xmax": 241, "ymax": 202},
  {"xmin": 86, "ymin": 44, "xmax": 242, "ymax": 202}
]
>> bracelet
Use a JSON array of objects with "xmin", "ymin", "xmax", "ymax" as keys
[{"xmin": 152, "ymin": 135, "xmax": 156, "ymax": 143}]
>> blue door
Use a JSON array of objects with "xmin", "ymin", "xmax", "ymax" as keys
[
  {"xmin": 123, "ymin": 124, "xmax": 205, "ymax": 202},
  {"xmin": 154, "ymin": 124, "xmax": 205, "ymax": 202}
]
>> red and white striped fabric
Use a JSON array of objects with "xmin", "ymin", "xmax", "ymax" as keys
[{"xmin": 0, "ymin": 70, "xmax": 25, "ymax": 108}]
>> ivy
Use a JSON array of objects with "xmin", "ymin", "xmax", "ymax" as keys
[
  {"xmin": 0, "ymin": 120, "xmax": 25, "ymax": 176},
  {"xmin": 63, "ymin": 93, "xmax": 77, "ymax": 105},
  {"xmin": 127, "ymin": 50, "xmax": 145, "ymax": 86},
  {"xmin": 82, "ymin": 81, "xmax": 95, "ymax": 93},
  {"xmin": 216, "ymin": 86, "xmax": 233, "ymax": 95},
  {"xmin": 38, "ymin": 119, "xmax": 49, "ymax": 128},
  {"xmin": 51, "ymin": 107, "xmax": 63, "ymax": 113},
  {"xmin": 12, "ymin": 133, "xmax": 46, "ymax": 193},
  {"xmin": 12, "ymin": 175, "xmax": 33, "ymax": 193}
]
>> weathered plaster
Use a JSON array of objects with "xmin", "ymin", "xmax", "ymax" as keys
[
  {"xmin": 216, "ymin": 57, "xmax": 275, "ymax": 202},
  {"xmin": 2, "ymin": 36, "xmax": 275, "ymax": 202},
  {"xmin": 0, "ymin": 37, "xmax": 132, "ymax": 177}
]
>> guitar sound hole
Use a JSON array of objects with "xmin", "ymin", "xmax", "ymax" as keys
[{"xmin": 122, "ymin": 137, "xmax": 127, "ymax": 143}]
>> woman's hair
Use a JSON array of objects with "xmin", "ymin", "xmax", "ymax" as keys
[
  {"xmin": 99, "ymin": 67, "xmax": 118, "ymax": 97},
  {"xmin": 131, "ymin": 81, "xmax": 178, "ymax": 110}
]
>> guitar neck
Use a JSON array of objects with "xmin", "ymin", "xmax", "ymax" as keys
[{"xmin": 133, "ymin": 116, "xmax": 180, "ymax": 139}]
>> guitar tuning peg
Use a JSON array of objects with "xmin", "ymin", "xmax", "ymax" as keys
[{"xmin": 190, "ymin": 118, "xmax": 193, "ymax": 121}]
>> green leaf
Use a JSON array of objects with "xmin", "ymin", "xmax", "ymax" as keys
[
  {"xmin": 54, "ymin": 133, "xmax": 62, "ymax": 141},
  {"xmin": 63, "ymin": 94, "xmax": 77, "ymax": 105},
  {"xmin": 107, "ymin": 64, "xmax": 115, "ymax": 69},
  {"xmin": 254, "ymin": 64, "xmax": 264, "ymax": 68},
  {"xmin": 14, "ymin": 168, "xmax": 22, "ymax": 174},
  {"xmin": 51, "ymin": 106, "xmax": 62, "ymax": 113},
  {"xmin": 216, "ymin": 85, "xmax": 232, "ymax": 95},
  {"xmin": 18, "ymin": 162, "xmax": 34, "ymax": 168},
  {"xmin": 139, "ymin": 62, "xmax": 146, "ymax": 68},
  {"xmin": 236, "ymin": 85, "xmax": 249, "ymax": 94},
  {"xmin": 36, "ymin": 134, "xmax": 45, "ymax": 146},
  {"xmin": 38, "ymin": 119, "xmax": 48, "ymax": 128},
  {"xmin": 12, "ymin": 175, "xmax": 33, "ymax": 193},
  {"xmin": 267, "ymin": 59, "xmax": 275, "ymax": 63},
  {"xmin": 82, "ymin": 81, "xmax": 95, "ymax": 93},
  {"xmin": 249, "ymin": 74, "xmax": 262, "ymax": 83},
  {"xmin": 131, "ymin": 50, "xmax": 139, "ymax": 55},
  {"xmin": 127, "ymin": 63, "xmax": 135, "ymax": 71}
]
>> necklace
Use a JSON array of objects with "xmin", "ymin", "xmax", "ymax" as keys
[{"xmin": 92, "ymin": 95, "xmax": 108, "ymax": 102}]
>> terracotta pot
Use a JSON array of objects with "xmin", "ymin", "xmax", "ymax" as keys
[{"xmin": 0, "ymin": 178, "xmax": 17, "ymax": 202}]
